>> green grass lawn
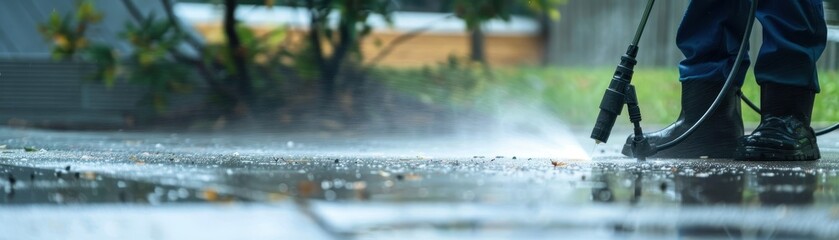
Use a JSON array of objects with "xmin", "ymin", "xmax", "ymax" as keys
[
  {"xmin": 521, "ymin": 67, "xmax": 839, "ymax": 126},
  {"xmin": 379, "ymin": 66, "xmax": 839, "ymax": 127}
]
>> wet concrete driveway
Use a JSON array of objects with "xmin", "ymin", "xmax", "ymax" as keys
[{"xmin": 1, "ymin": 127, "xmax": 839, "ymax": 239}]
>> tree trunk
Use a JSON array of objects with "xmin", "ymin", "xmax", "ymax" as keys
[
  {"xmin": 538, "ymin": 13, "xmax": 552, "ymax": 66},
  {"xmin": 306, "ymin": 0, "xmax": 326, "ymax": 70},
  {"xmin": 223, "ymin": 0, "xmax": 252, "ymax": 99},
  {"xmin": 320, "ymin": 3, "xmax": 359, "ymax": 104},
  {"xmin": 469, "ymin": 25, "xmax": 486, "ymax": 63},
  {"xmin": 321, "ymin": 20, "xmax": 354, "ymax": 103}
]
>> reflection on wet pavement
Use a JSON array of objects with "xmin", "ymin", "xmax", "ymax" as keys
[
  {"xmin": 0, "ymin": 127, "xmax": 838, "ymax": 239},
  {"xmin": 591, "ymin": 161, "xmax": 832, "ymax": 239},
  {"xmin": 1, "ymin": 164, "xmax": 243, "ymax": 204},
  {"xmin": 0, "ymin": 204, "xmax": 330, "ymax": 239}
]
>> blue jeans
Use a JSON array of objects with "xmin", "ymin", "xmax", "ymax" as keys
[{"xmin": 678, "ymin": 0, "xmax": 827, "ymax": 92}]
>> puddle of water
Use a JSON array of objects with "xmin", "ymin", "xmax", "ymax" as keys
[
  {"xmin": 2, "ymin": 128, "xmax": 839, "ymax": 238},
  {"xmin": 0, "ymin": 164, "xmax": 244, "ymax": 204}
]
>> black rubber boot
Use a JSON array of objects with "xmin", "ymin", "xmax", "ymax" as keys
[
  {"xmin": 735, "ymin": 83, "xmax": 820, "ymax": 161},
  {"xmin": 622, "ymin": 81, "xmax": 743, "ymax": 158}
]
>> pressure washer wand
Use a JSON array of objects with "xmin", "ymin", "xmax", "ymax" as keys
[
  {"xmin": 592, "ymin": 0, "xmax": 759, "ymax": 160},
  {"xmin": 590, "ymin": 0, "xmax": 656, "ymax": 159}
]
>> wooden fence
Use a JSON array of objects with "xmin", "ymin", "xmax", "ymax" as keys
[{"xmin": 548, "ymin": 0, "xmax": 839, "ymax": 71}]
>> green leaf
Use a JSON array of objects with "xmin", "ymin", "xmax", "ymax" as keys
[
  {"xmin": 49, "ymin": 11, "xmax": 62, "ymax": 28},
  {"xmin": 263, "ymin": 27, "xmax": 288, "ymax": 47},
  {"xmin": 236, "ymin": 24, "xmax": 257, "ymax": 44},
  {"xmin": 76, "ymin": 0, "xmax": 103, "ymax": 22},
  {"xmin": 549, "ymin": 9, "xmax": 561, "ymax": 20},
  {"xmin": 373, "ymin": 37, "xmax": 383, "ymax": 48}
]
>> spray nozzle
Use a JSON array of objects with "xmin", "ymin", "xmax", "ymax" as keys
[
  {"xmin": 629, "ymin": 134, "xmax": 656, "ymax": 161},
  {"xmin": 590, "ymin": 45, "xmax": 639, "ymax": 144}
]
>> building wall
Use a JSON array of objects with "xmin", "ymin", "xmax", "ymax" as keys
[
  {"xmin": 359, "ymin": 31, "xmax": 543, "ymax": 67},
  {"xmin": 174, "ymin": 2, "xmax": 545, "ymax": 68},
  {"xmin": 0, "ymin": 59, "xmax": 207, "ymax": 128},
  {"xmin": 192, "ymin": 24, "xmax": 544, "ymax": 68}
]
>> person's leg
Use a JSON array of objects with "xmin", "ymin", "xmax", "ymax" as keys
[
  {"xmin": 677, "ymin": 0, "xmax": 752, "ymax": 85},
  {"xmin": 754, "ymin": 0, "xmax": 825, "ymax": 92},
  {"xmin": 736, "ymin": 0, "xmax": 826, "ymax": 161},
  {"xmin": 623, "ymin": 0, "xmax": 749, "ymax": 158}
]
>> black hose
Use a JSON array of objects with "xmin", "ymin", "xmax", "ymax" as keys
[
  {"xmin": 657, "ymin": 0, "xmax": 758, "ymax": 151},
  {"xmin": 816, "ymin": 123, "xmax": 839, "ymax": 136},
  {"xmin": 736, "ymin": 90, "xmax": 761, "ymax": 113}
]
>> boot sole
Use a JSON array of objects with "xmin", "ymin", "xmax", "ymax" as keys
[
  {"xmin": 735, "ymin": 146, "xmax": 820, "ymax": 161},
  {"xmin": 622, "ymin": 140, "xmax": 738, "ymax": 159}
]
